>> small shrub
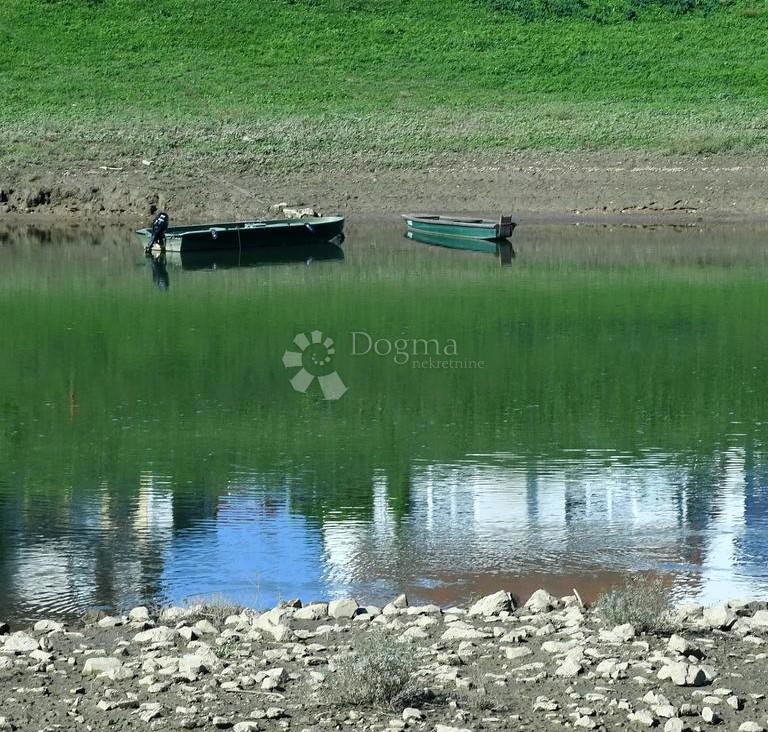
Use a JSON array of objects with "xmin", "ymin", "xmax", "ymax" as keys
[
  {"xmin": 184, "ymin": 594, "xmax": 247, "ymax": 625},
  {"xmin": 455, "ymin": 669, "xmax": 513, "ymax": 712},
  {"xmin": 594, "ymin": 575, "xmax": 675, "ymax": 633},
  {"xmin": 326, "ymin": 632, "xmax": 417, "ymax": 708}
]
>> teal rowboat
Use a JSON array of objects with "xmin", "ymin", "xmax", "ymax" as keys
[
  {"xmin": 137, "ymin": 216, "xmax": 345, "ymax": 253},
  {"xmin": 402, "ymin": 213, "xmax": 515, "ymax": 240}
]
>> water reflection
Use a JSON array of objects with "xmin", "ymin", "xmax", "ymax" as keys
[
  {"xmin": 404, "ymin": 229, "xmax": 515, "ymax": 266},
  {"xmin": 148, "ymin": 251, "xmax": 170, "ymax": 291},
  {"xmin": 4, "ymin": 447, "xmax": 768, "ymax": 619},
  {"xmin": 1, "ymin": 220, "xmax": 768, "ymax": 621},
  {"xmin": 167, "ymin": 242, "xmax": 345, "ymax": 271}
]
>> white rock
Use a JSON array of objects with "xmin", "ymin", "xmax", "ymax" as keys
[
  {"xmin": 627, "ymin": 709, "xmax": 656, "ymax": 727},
  {"xmin": 97, "ymin": 615, "xmax": 123, "ymax": 628},
  {"xmin": 83, "ymin": 656, "xmax": 123, "ymax": 676},
  {"xmin": 574, "ymin": 716, "xmax": 597, "ymax": 729},
  {"xmin": 701, "ymin": 706, "xmax": 720, "ymax": 724},
  {"xmin": 702, "ymin": 605, "xmax": 737, "ymax": 630},
  {"xmin": 541, "ymin": 639, "xmax": 578, "ymax": 653},
  {"xmin": 406, "ymin": 604, "xmax": 442, "ymax": 616},
  {"xmin": 467, "ymin": 590, "xmax": 513, "ymax": 617},
  {"xmin": 727, "ymin": 694, "xmax": 744, "ymax": 710},
  {"xmin": 643, "ymin": 691, "xmax": 670, "ymax": 706},
  {"xmin": 283, "ymin": 206, "xmax": 318, "ymax": 219},
  {"xmin": 178, "ymin": 654, "xmax": 208, "ymax": 675},
  {"xmin": 612, "ymin": 623, "xmax": 636, "ymax": 641},
  {"xmin": 266, "ymin": 623, "xmax": 293, "ymax": 642},
  {"xmin": 414, "ymin": 615, "xmax": 438, "ymax": 628},
  {"xmin": 133, "ymin": 626, "xmax": 175, "ymax": 644},
  {"xmin": 555, "ymin": 656, "xmax": 583, "ymax": 677},
  {"xmin": 676, "ymin": 603, "xmax": 703, "ymax": 621},
  {"xmin": 434, "ymin": 726, "xmax": 473, "ymax": 732},
  {"xmin": 2, "ymin": 632, "xmax": 38, "ymax": 652},
  {"xmin": 294, "ymin": 604, "xmax": 328, "ymax": 621},
  {"xmin": 139, "ymin": 703, "xmax": 162, "ymax": 722},
  {"xmin": 504, "ymin": 646, "xmax": 533, "ymax": 661},
  {"xmin": 657, "ymin": 662, "xmax": 707, "ymax": 687},
  {"xmin": 525, "ymin": 589, "xmax": 557, "ymax": 613},
  {"xmin": 159, "ymin": 606, "xmax": 193, "ymax": 623},
  {"xmin": 667, "ymin": 634, "xmax": 701, "ymax": 656},
  {"xmin": 596, "ymin": 658, "xmax": 627, "ymax": 677},
  {"xmin": 33, "ymin": 620, "xmax": 64, "ymax": 633},
  {"xmin": 328, "ymin": 599, "xmax": 359, "ymax": 619},
  {"xmin": 192, "ymin": 619, "xmax": 219, "ymax": 635},
  {"xmin": 393, "ymin": 593, "xmax": 409, "ymax": 608},
  {"xmin": 737, "ymin": 723, "xmax": 765, "ymax": 732},
  {"xmin": 0, "ymin": 656, "xmax": 14, "ymax": 670},
  {"xmin": 402, "ymin": 708, "xmax": 423, "ymax": 721},
  {"xmin": 233, "ymin": 722, "xmax": 261, "ymax": 732},
  {"xmin": 401, "ymin": 626, "xmax": 429, "ymax": 642},
  {"xmin": 655, "ymin": 705, "xmax": 677, "ymax": 718},
  {"xmin": 129, "ymin": 606, "xmax": 150, "ymax": 623},
  {"xmin": 750, "ymin": 609, "xmax": 768, "ymax": 627},
  {"xmin": 664, "ymin": 719, "xmax": 688, "ymax": 732},
  {"xmin": 441, "ymin": 624, "xmax": 492, "ymax": 642}
]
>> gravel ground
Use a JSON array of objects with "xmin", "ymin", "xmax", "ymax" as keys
[{"xmin": 2, "ymin": 590, "xmax": 768, "ymax": 732}]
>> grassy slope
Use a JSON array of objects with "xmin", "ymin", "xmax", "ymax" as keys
[{"xmin": 1, "ymin": 0, "xmax": 767, "ymax": 171}]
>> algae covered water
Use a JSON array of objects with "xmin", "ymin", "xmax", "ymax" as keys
[{"xmin": 1, "ymin": 220, "xmax": 768, "ymax": 621}]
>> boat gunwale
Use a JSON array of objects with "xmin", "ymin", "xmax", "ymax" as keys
[
  {"xmin": 401, "ymin": 213, "xmax": 514, "ymax": 231},
  {"xmin": 137, "ymin": 215, "xmax": 345, "ymax": 238}
]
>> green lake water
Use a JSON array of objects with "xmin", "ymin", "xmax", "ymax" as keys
[{"xmin": 1, "ymin": 220, "xmax": 768, "ymax": 621}]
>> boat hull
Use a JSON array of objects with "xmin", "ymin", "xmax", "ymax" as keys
[
  {"xmin": 137, "ymin": 216, "xmax": 345, "ymax": 253},
  {"xmin": 402, "ymin": 214, "xmax": 515, "ymax": 240}
]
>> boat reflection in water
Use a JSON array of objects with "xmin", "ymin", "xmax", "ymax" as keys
[
  {"xmin": 145, "ymin": 242, "xmax": 344, "ymax": 286},
  {"xmin": 405, "ymin": 230, "xmax": 515, "ymax": 265},
  {"xmin": 167, "ymin": 242, "xmax": 345, "ymax": 271}
]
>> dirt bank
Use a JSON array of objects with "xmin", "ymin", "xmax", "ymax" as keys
[
  {"xmin": 3, "ymin": 152, "xmax": 768, "ymax": 224},
  {"xmin": 2, "ymin": 589, "xmax": 768, "ymax": 731}
]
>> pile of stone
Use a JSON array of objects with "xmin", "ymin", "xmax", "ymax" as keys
[{"xmin": 0, "ymin": 590, "xmax": 767, "ymax": 731}]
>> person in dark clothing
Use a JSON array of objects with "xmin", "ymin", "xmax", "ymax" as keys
[{"xmin": 145, "ymin": 211, "xmax": 170, "ymax": 256}]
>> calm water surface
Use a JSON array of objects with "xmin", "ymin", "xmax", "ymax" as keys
[{"xmin": 1, "ymin": 220, "xmax": 768, "ymax": 621}]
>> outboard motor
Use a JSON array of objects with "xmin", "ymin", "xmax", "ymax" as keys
[{"xmin": 145, "ymin": 211, "xmax": 170, "ymax": 255}]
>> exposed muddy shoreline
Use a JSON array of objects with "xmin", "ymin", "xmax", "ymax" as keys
[
  {"xmin": 3, "ymin": 152, "xmax": 768, "ymax": 226},
  {"xmin": 2, "ymin": 589, "xmax": 768, "ymax": 731}
]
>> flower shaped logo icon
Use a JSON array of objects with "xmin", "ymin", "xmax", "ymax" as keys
[{"xmin": 282, "ymin": 330, "xmax": 348, "ymax": 400}]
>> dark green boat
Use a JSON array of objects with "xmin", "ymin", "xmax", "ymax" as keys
[
  {"xmin": 137, "ymin": 216, "xmax": 345, "ymax": 253},
  {"xmin": 405, "ymin": 229, "xmax": 515, "ymax": 264},
  {"xmin": 402, "ymin": 213, "xmax": 515, "ymax": 240}
]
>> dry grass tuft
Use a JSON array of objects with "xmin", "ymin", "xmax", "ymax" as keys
[{"xmin": 594, "ymin": 575, "xmax": 676, "ymax": 633}]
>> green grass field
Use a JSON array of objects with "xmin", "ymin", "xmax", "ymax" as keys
[{"xmin": 1, "ymin": 0, "xmax": 767, "ymax": 170}]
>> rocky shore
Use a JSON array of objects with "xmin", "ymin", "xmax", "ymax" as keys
[{"xmin": 2, "ymin": 590, "xmax": 768, "ymax": 732}]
